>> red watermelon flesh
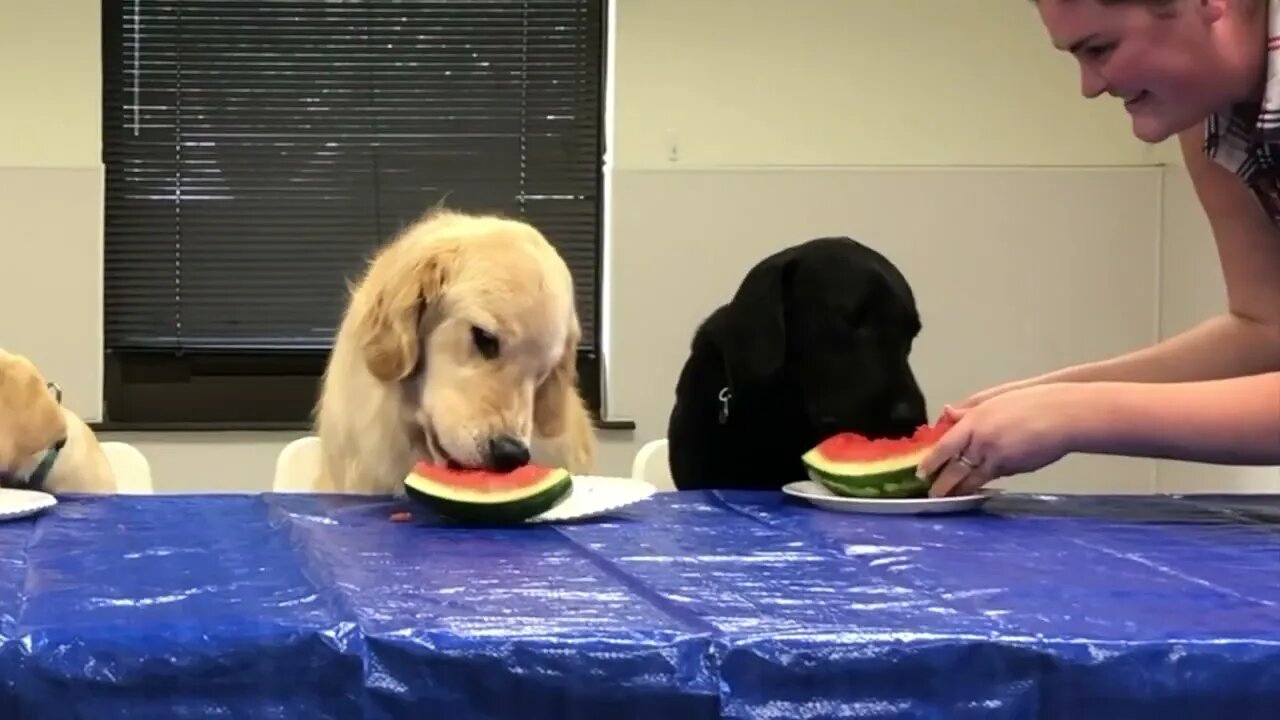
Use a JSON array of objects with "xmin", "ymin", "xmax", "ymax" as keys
[
  {"xmin": 801, "ymin": 420, "xmax": 954, "ymax": 499},
  {"xmin": 403, "ymin": 461, "xmax": 572, "ymax": 523}
]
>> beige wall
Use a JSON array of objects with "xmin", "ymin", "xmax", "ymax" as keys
[
  {"xmin": 612, "ymin": 0, "xmax": 1170, "ymax": 169},
  {"xmin": 3, "ymin": 0, "xmax": 1273, "ymax": 494},
  {"xmin": 0, "ymin": 1, "xmax": 100, "ymax": 167}
]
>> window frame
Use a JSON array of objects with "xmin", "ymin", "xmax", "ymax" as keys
[
  {"xmin": 95, "ymin": 347, "xmax": 631, "ymax": 431},
  {"xmin": 95, "ymin": 0, "xmax": 630, "ymax": 432}
]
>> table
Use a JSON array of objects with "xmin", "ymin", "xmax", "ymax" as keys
[{"xmin": 1, "ymin": 490, "xmax": 1279, "ymax": 718}]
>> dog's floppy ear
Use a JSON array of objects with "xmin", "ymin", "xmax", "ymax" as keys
[
  {"xmin": 711, "ymin": 255, "xmax": 791, "ymax": 386},
  {"xmin": 358, "ymin": 244, "xmax": 454, "ymax": 382},
  {"xmin": 533, "ymin": 317, "xmax": 582, "ymax": 438},
  {"xmin": 0, "ymin": 353, "xmax": 68, "ymax": 465}
]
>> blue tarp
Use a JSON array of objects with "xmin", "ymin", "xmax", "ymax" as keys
[{"xmin": 0, "ymin": 490, "xmax": 1279, "ymax": 718}]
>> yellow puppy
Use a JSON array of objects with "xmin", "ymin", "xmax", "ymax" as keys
[
  {"xmin": 314, "ymin": 208, "xmax": 596, "ymax": 494},
  {"xmin": 0, "ymin": 349, "xmax": 117, "ymax": 493}
]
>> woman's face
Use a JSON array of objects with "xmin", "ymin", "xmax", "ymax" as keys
[{"xmin": 1037, "ymin": 0, "xmax": 1245, "ymax": 142}]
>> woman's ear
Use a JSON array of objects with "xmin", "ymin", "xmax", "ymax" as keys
[
  {"xmin": 358, "ymin": 244, "xmax": 453, "ymax": 382},
  {"xmin": 1194, "ymin": 0, "xmax": 1226, "ymax": 23},
  {"xmin": 533, "ymin": 320, "xmax": 582, "ymax": 438}
]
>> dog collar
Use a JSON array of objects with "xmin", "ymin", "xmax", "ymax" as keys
[
  {"xmin": 717, "ymin": 353, "xmax": 735, "ymax": 425},
  {"xmin": 0, "ymin": 437, "xmax": 66, "ymax": 492}
]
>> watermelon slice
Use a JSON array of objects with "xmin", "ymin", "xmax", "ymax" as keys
[
  {"xmin": 403, "ymin": 461, "xmax": 572, "ymax": 523},
  {"xmin": 801, "ymin": 421, "xmax": 953, "ymax": 499}
]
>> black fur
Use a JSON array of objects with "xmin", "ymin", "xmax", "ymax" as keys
[{"xmin": 666, "ymin": 236, "xmax": 928, "ymax": 491}]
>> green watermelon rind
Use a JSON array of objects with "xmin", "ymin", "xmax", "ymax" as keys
[
  {"xmin": 801, "ymin": 441, "xmax": 934, "ymax": 499},
  {"xmin": 403, "ymin": 466, "xmax": 573, "ymax": 524},
  {"xmin": 806, "ymin": 466, "xmax": 931, "ymax": 498}
]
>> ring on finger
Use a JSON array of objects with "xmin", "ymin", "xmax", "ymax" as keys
[{"xmin": 956, "ymin": 453, "xmax": 981, "ymax": 470}]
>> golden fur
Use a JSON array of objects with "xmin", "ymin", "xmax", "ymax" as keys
[
  {"xmin": 314, "ymin": 208, "xmax": 596, "ymax": 494},
  {"xmin": 0, "ymin": 349, "xmax": 117, "ymax": 493}
]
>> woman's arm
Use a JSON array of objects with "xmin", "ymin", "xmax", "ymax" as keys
[
  {"xmin": 994, "ymin": 124, "xmax": 1280, "ymax": 389},
  {"xmin": 1073, "ymin": 372, "xmax": 1280, "ymax": 466},
  {"xmin": 1027, "ymin": 314, "xmax": 1280, "ymax": 384}
]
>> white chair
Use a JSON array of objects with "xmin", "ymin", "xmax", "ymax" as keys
[
  {"xmin": 630, "ymin": 438, "xmax": 673, "ymax": 490},
  {"xmin": 100, "ymin": 441, "xmax": 154, "ymax": 494},
  {"xmin": 273, "ymin": 435, "xmax": 323, "ymax": 492}
]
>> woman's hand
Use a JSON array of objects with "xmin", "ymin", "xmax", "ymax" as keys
[{"xmin": 917, "ymin": 383, "xmax": 1093, "ymax": 497}]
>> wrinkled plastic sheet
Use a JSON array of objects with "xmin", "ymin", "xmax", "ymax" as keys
[{"xmin": 0, "ymin": 490, "xmax": 1279, "ymax": 718}]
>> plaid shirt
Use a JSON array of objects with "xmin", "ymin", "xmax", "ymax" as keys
[{"xmin": 1204, "ymin": 0, "xmax": 1280, "ymax": 222}]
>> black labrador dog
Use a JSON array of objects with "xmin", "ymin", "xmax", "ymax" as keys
[{"xmin": 667, "ymin": 236, "xmax": 928, "ymax": 491}]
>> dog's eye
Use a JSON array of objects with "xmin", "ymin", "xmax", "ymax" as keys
[{"xmin": 471, "ymin": 326, "xmax": 500, "ymax": 359}]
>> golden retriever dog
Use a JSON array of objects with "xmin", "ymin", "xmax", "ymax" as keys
[
  {"xmin": 0, "ymin": 349, "xmax": 117, "ymax": 493},
  {"xmin": 314, "ymin": 208, "xmax": 596, "ymax": 494}
]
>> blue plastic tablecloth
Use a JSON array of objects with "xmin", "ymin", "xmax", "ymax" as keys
[{"xmin": 1, "ymin": 490, "xmax": 1279, "ymax": 718}]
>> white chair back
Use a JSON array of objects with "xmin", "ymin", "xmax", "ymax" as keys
[
  {"xmin": 273, "ymin": 436, "xmax": 323, "ymax": 492},
  {"xmin": 100, "ymin": 441, "xmax": 154, "ymax": 494},
  {"xmin": 630, "ymin": 438, "xmax": 673, "ymax": 491}
]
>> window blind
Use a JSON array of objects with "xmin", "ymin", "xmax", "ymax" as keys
[{"xmin": 102, "ymin": 0, "xmax": 605, "ymax": 356}]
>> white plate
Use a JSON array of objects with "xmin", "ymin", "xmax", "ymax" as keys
[
  {"xmin": 0, "ymin": 488, "xmax": 57, "ymax": 521},
  {"xmin": 782, "ymin": 480, "xmax": 994, "ymax": 515},
  {"xmin": 525, "ymin": 475, "xmax": 657, "ymax": 524}
]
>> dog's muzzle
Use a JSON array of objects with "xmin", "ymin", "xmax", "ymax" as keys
[{"xmin": 0, "ymin": 437, "xmax": 67, "ymax": 492}]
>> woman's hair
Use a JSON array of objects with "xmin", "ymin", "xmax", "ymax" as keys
[
  {"xmin": 1028, "ymin": 0, "xmax": 1176, "ymax": 5},
  {"xmin": 1093, "ymin": 0, "xmax": 1179, "ymax": 13},
  {"xmin": 1030, "ymin": 0, "xmax": 1260, "ymax": 15},
  {"xmin": 1032, "ymin": 0, "xmax": 1257, "ymax": 6}
]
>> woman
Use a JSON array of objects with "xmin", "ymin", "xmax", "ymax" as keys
[{"xmin": 920, "ymin": 0, "xmax": 1280, "ymax": 496}]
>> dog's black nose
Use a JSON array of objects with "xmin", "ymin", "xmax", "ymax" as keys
[{"xmin": 487, "ymin": 435, "xmax": 531, "ymax": 472}]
